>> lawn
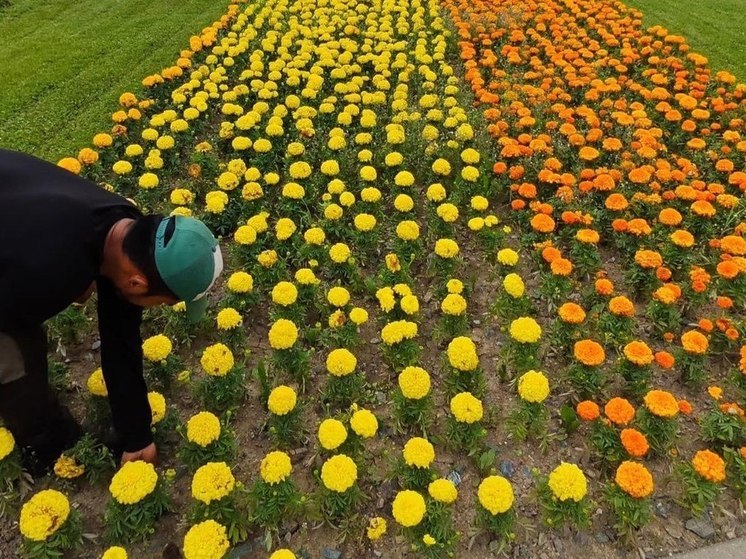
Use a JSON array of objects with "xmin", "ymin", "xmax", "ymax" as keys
[
  {"xmin": 624, "ymin": 0, "xmax": 746, "ymax": 80},
  {"xmin": 0, "ymin": 0, "xmax": 229, "ymax": 162}
]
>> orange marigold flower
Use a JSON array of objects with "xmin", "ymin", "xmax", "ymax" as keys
[
  {"xmin": 605, "ymin": 397, "xmax": 635, "ymax": 426},
  {"xmin": 678, "ymin": 399, "xmax": 693, "ymax": 415},
  {"xmin": 644, "ymin": 390, "xmax": 679, "ymax": 418},
  {"xmin": 576, "ymin": 229, "xmax": 600, "ymax": 244},
  {"xmin": 605, "ymin": 193, "xmax": 628, "ymax": 211},
  {"xmin": 691, "ymin": 200, "xmax": 716, "ymax": 217},
  {"xmin": 595, "ymin": 278, "xmax": 614, "ymax": 296},
  {"xmin": 658, "ymin": 208, "xmax": 682, "ymax": 226},
  {"xmin": 681, "ymin": 330, "xmax": 708, "ymax": 354},
  {"xmin": 717, "ymin": 260, "xmax": 741, "ymax": 279},
  {"xmin": 720, "ymin": 235, "xmax": 746, "ymax": 256},
  {"xmin": 627, "ymin": 218, "xmax": 652, "ymax": 236},
  {"xmin": 541, "ymin": 246, "xmax": 562, "ymax": 263},
  {"xmin": 609, "ymin": 296, "xmax": 635, "ymax": 317},
  {"xmin": 670, "ymin": 229, "xmax": 695, "ymax": 248},
  {"xmin": 698, "ymin": 319, "xmax": 714, "ymax": 333},
  {"xmin": 635, "ymin": 250, "xmax": 663, "ymax": 269},
  {"xmin": 558, "ymin": 303, "xmax": 586, "ymax": 324},
  {"xmin": 654, "ymin": 351, "xmax": 675, "ymax": 369},
  {"xmin": 624, "ymin": 341, "xmax": 654, "ymax": 366},
  {"xmin": 692, "ymin": 450, "xmax": 726, "ymax": 483},
  {"xmin": 717, "ymin": 296, "xmax": 734, "ymax": 309},
  {"xmin": 576, "ymin": 400, "xmax": 600, "ymax": 421},
  {"xmin": 574, "ymin": 340, "xmax": 605, "ymax": 367},
  {"xmin": 551, "ymin": 258, "xmax": 573, "ymax": 276},
  {"xmin": 615, "ymin": 461, "xmax": 654, "ymax": 498},
  {"xmin": 531, "ymin": 213, "xmax": 556, "ymax": 233},
  {"xmin": 621, "ymin": 428, "xmax": 650, "ymax": 458}
]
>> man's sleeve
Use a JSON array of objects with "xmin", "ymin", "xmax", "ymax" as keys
[{"xmin": 96, "ymin": 277, "xmax": 153, "ymax": 452}]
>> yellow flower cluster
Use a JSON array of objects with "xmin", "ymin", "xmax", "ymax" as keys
[
  {"xmin": 326, "ymin": 348, "xmax": 357, "ymax": 376},
  {"xmin": 510, "ymin": 317, "xmax": 542, "ymax": 343},
  {"xmin": 109, "ymin": 460, "xmax": 158, "ymax": 505},
  {"xmin": 350, "ymin": 408, "xmax": 378, "ymax": 439},
  {"xmin": 54, "ymin": 455, "xmax": 85, "ymax": 480},
  {"xmin": 447, "ymin": 336, "xmax": 479, "ymax": 371},
  {"xmin": 441, "ymin": 293, "xmax": 467, "ymax": 316},
  {"xmin": 200, "ymin": 343, "xmax": 235, "ymax": 376},
  {"xmin": 428, "ymin": 478, "xmax": 458, "ymax": 504},
  {"xmin": 260, "ymin": 451, "xmax": 292, "ymax": 485},
  {"xmin": 271, "ymin": 281, "xmax": 298, "ymax": 306},
  {"xmin": 329, "ymin": 242, "xmax": 351, "ymax": 263},
  {"xmin": 0, "ymin": 427, "xmax": 15, "ymax": 460},
  {"xmin": 268, "ymin": 385, "xmax": 297, "ymax": 415},
  {"xmin": 548, "ymin": 462, "xmax": 588, "ymax": 502},
  {"xmin": 517, "ymin": 371, "xmax": 550, "ymax": 403},
  {"xmin": 19, "ymin": 489, "xmax": 71, "ymax": 541},
  {"xmin": 398, "ymin": 366, "xmax": 431, "ymax": 399},
  {"xmin": 268, "ymin": 319, "xmax": 299, "ymax": 350},
  {"xmin": 503, "ymin": 273, "xmax": 525, "ymax": 298},
  {"xmin": 403, "ymin": 437, "xmax": 435, "ymax": 468},
  {"xmin": 478, "ymin": 476, "xmax": 514, "ymax": 515},
  {"xmin": 497, "ymin": 248, "xmax": 519, "ymax": 266},
  {"xmin": 434, "ymin": 238, "xmax": 459, "ymax": 258},
  {"xmin": 191, "ymin": 462, "xmax": 235, "ymax": 504},
  {"xmin": 86, "ymin": 367, "xmax": 108, "ymax": 397},
  {"xmin": 392, "ymin": 490, "xmax": 426, "ymax": 527},
  {"xmin": 216, "ymin": 307, "xmax": 242, "ymax": 330},
  {"xmin": 186, "ymin": 411, "xmax": 221, "ymax": 447},
  {"xmin": 381, "ymin": 320, "xmax": 418, "ymax": 345},
  {"xmin": 321, "ymin": 454, "xmax": 358, "ymax": 493},
  {"xmin": 182, "ymin": 520, "xmax": 230, "ymax": 559},
  {"xmin": 148, "ymin": 391, "xmax": 167, "ymax": 425},
  {"xmin": 227, "ymin": 271, "xmax": 253, "ymax": 293},
  {"xmin": 142, "ymin": 334, "xmax": 172, "ymax": 362},
  {"xmin": 327, "ymin": 286, "xmax": 351, "ymax": 307},
  {"xmin": 450, "ymin": 392, "xmax": 484, "ymax": 423},
  {"xmin": 318, "ymin": 419, "xmax": 348, "ymax": 450}
]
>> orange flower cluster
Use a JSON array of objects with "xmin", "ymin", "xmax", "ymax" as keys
[
  {"xmin": 643, "ymin": 390, "xmax": 679, "ymax": 418},
  {"xmin": 691, "ymin": 450, "xmax": 726, "ymax": 483},
  {"xmin": 574, "ymin": 340, "xmax": 606, "ymax": 367},
  {"xmin": 615, "ymin": 461, "xmax": 654, "ymax": 499}
]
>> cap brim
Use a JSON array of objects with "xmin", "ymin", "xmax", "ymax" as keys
[{"xmin": 184, "ymin": 297, "xmax": 209, "ymax": 323}]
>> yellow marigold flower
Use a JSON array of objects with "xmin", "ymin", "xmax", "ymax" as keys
[
  {"xmin": 450, "ymin": 392, "xmax": 484, "ymax": 423},
  {"xmin": 268, "ymin": 319, "xmax": 298, "ymax": 350},
  {"xmin": 396, "ymin": 220, "xmax": 420, "ymax": 241},
  {"xmin": 226, "ymin": 272, "xmax": 253, "ymax": 294},
  {"xmin": 399, "ymin": 367, "xmax": 431, "ymax": 399},
  {"xmin": 423, "ymin": 534, "xmax": 436, "ymax": 546},
  {"xmin": 360, "ymin": 165, "xmax": 377, "ymax": 181},
  {"xmin": 109, "ymin": 461, "xmax": 158, "ymax": 505},
  {"xmin": 426, "ymin": 183, "xmax": 447, "ymax": 202},
  {"xmin": 170, "ymin": 188, "xmax": 194, "ymax": 206},
  {"xmin": 376, "ymin": 287, "xmax": 396, "ymax": 312},
  {"xmin": 367, "ymin": 516, "xmax": 387, "ymax": 541},
  {"xmin": 321, "ymin": 454, "xmax": 357, "ymax": 493},
  {"xmin": 19, "ymin": 489, "xmax": 70, "ymax": 541},
  {"xmin": 0, "ymin": 427, "xmax": 15, "ymax": 460},
  {"xmin": 432, "ymin": 158, "xmax": 451, "ymax": 175},
  {"xmin": 234, "ymin": 225, "xmax": 258, "ymax": 246},
  {"xmin": 275, "ymin": 218, "xmax": 297, "ymax": 241},
  {"xmin": 400, "ymin": 294, "xmax": 420, "ymax": 315},
  {"xmin": 258, "ymin": 250, "xmax": 278, "ymax": 268},
  {"xmin": 446, "ymin": 279, "xmax": 463, "ymax": 294},
  {"xmin": 271, "ymin": 282, "xmax": 298, "ymax": 307},
  {"xmin": 394, "ymin": 170, "xmax": 415, "ymax": 187},
  {"xmin": 349, "ymin": 307, "xmax": 369, "ymax": 325},
  {"xmin": 394, "ymin": 194, "xmax": 414, "ymax": 212},
  {"xmin": 54, "ymin": 455, "xmax": 85, "ymax": 479},
  {"xmin": 200, "ymin": 343, "xmax": 234, "ymax": 376},
  {"xmin": 350, "ymin": 408, "xmax": 378, "ymax": 439},
  {"xmin": 509, "ymin": 317, "xmax": 542, "ymax": 343},
  {"xmin": 260, "ymin": 451, "xmax": 292, "ymax": 485},
  {"xmin": 182, "ymin": 520, "xmax": 229, "ymax": 559},
  {"xmin": 517, "ymin": 370, "xmax": 550, "ymax": 403},
  {"xmin": 269, "ymin": 550, "xmax": 295, "ymax": 559},
  {"xmin": 101, "ymin": 546, "xmax": 128, "ymax": 559},
  {"xmin": 186, "ymin": 412, "xmax": 221, "ymax": 447},
  {"xmin": 503, "ymin": 273, "xmax": 525, "ymax": 298},
  {"xmin": 327, "ymin": 287, "xmax": 350, "ymax": 308},
  {"xmin": 403, "ymin": 437, "xmax": 435, "ymax": 468},
  {"xmin": 462, "ymin": 148, "xmax": 481, "ymax": 164},
  {"xmin": 142, "ymin": 334, "xmax": 172, "ymax": 362},
  {"xmin": 112, "ymin": 160, "xmax": 133, "ymax": 175},
  {"xmin": 192, "ymin": 462, "xmax": 235, "ymax": 504},
  {"xmin": 93, "ymin": 132, "xmax": 114, "ymax": 148},
  {"xmin": 56, "ymin": 157, "xmax": 82, "ymax": 174},
  {"xmin": 268, "ymin": 385, "xmax": 297, "ymax": 416},
  {"xmin": 138, "ymin": 172, "xmax": 159, "ymax": 190},
  {"xmin": 381, "ymin": 320, "xmax": 418, "ymax": 345},
  {"xmin": 295, "ymin": 268, "xmax": 319, "ymax": 285},
  {"xmin": 392, "ymin": 490, "xmax": 426, "ymax": 527},
  {"xmin": 329, "ymin": 243, "xmax": 351, "ymax": 263},
  {"xmin": 318, "ymin": 418, "xmax": 348, "ymax": 450},
  {"xmin": 326, "ymin": 348, "xmax": 357, "ymax": 376},
  {"xmin": 441, "ymin": 293, "xmax": 467, "ymax": 316},
  {"xmin": 304, "ymin": 227, "xmax": 326, "ymax": 246},
  {"xmin": 447, "ymin": 336, "xmax": 479, "ymax": 371},
  {"xmin": 478, "ymin": 476, "xmax": 514, "ymax": 515},
  {"xmin": 216, "ymin": 308, "xmax": 242, "ymax": 331},
  {"xmin": 437, "ymin": 203, "xmax": 459, "ymax": 223},
  {"xmin": 497, "ymin": 248, "xmax": 519, "ymax": 266},
  {"xmin": 434, "ymin": 238, "xmax": 459, "ymax": 258},
  {"xmin": 692, "ymin": 450, "xmax": 726, "ymax": 483},
  {"xmin": 87, "ymin": 367, "xmax": 108, "ymax": 397},
  {"xmin": 148, "ymin": 391, "xmax": 166, "ymax": 425},
  {"xmin": 428, "ymin": 478, "xmax": 458, "ymax": 504},
  {"xmin": 548, "ymin": 462, "xmax": 587, "ymax": 502}
]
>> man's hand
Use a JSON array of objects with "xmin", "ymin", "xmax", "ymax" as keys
[{"xmin": 121, "ymin": 442, "xmax": 158, "ymax": 465}]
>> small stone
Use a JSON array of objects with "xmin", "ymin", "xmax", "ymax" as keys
[
  {"xmin": 500, "ymin": 460, "xmax": 516, "ymax": 479},
  {"xmin": 230, "ymin": 541, "xmax": 254, "ymax": 559},
  {"xmin": 685, "ymin": 518, "xmax": 715, "ymax": 539},
  {"xmin": 373, "ymin": 552, "xmax": 383, "ymax": 558},
  {"xmin": 654, "ymin": 500, "xmax": 670, "ymax": 519},
  {"xmin": 370, "ymin": 337, "xmax": 380, "ymax": 344},
  {"xmin": 551, "ymin": 537, "xmax": 564, "ymax": 553},
  {"xmin": 664, "ymin": 524, "xmax": 683, "ymax": 539},
  {"xmin": 473, "ymin": 319, "xmax": 481, "ymax": 325},
  {"xmin": 488, "ymin": 540, "xmax": 500, "ymax": 552},
  {"xmin": 726, "ymin": 529, "xmax": 736, "ymax": 540},
  {"xmin": 91, "ymin": 340, "xmax": 101, "ymax": 351},
  {"xmin": 322, "ymin": 549, "xmax": 342, "ymax": 559},
  {"xmin": 446, "ymin": 470, "xmax": 462, "ymax": 486},
  {"xmin": 594, "ymin": 532, "xmax": 610, "ymax": 544}
]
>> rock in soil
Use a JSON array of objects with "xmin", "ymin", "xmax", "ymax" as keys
[{"xmin": 685, "ymin": 517, "xmax": 715, "ymax": 539}]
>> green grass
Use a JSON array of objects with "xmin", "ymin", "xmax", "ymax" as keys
[
  {"xmin": 0, "ymin": 0, "xmax": 229, "ymax": 162},
  {"xmin": 624, "ymin": 0, "xmax": 746, "ymax": 80}
]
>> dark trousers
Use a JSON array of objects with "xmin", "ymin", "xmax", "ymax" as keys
[{"xmin": 0, "ymin": 326, "xmax": 80, "ymax": 472}]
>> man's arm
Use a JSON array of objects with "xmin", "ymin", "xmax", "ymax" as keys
[{"xmin": 96, "ymin": 277, "xmax": 154, "ymax": 456}]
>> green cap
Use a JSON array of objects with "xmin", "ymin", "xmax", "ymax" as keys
[{"xmin": 154, "ymin": 216, "xmax": 222, "ymax": 322}]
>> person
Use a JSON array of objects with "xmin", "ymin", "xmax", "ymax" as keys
[{"xmin": 0, "ymin": 148, "xmax": 223, "ymax": 474}]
